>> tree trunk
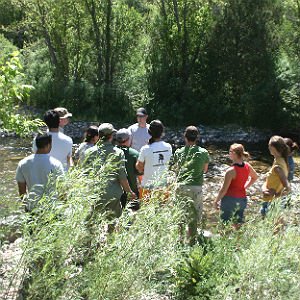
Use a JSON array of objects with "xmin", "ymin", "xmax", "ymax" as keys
[
  {"xmin": 85, "ymin": 0, "xmax": 104, "ymax": 84},
  {"xmin": 172, "ymin": 0, "xmax": 181, "ymax": 33},
  {"xmin": 105, "ymin": 0, "xmax": 112, "ymax": 85}
]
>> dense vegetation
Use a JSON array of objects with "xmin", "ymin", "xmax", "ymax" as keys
[
  {"xmin": 10, "ymin": 165, "xmax": 300, "ymax": 299},
  {"xmin": 1, "ymin": 0, "xmax": 300, "ymax": 128}
]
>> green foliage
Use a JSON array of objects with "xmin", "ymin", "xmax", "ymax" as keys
[
  {"xmin": 173, "ymin": 199, "xmax": 300, "ymax": 300},
  {"xmin": 21, "ymin": 163, "xmax": 186, "ymax": 299},
  {"xmin": 0, "ymin": 34, "xmax": 17, "ymax": 57},
  {"xmin": 275, "ymin": 0, "xmax": 300, "ymax": 129},
  {"xmin": 19, "ymin": 0, "xmax": 147, "ymax": 121},
  {"xmin": 16, "ymin": 164, "xmax": 300, "ymax": 299},
  {"xmin": 0, "ymin": 0, "xmax": 22, "ymax": 26},
  {"xmin": 0, "ymin": 51, "xmax": 44, "ymax": 135},
  {"xmin": 2, "ymin": 0, "xmax": 300, "ymax": 128},
  {"xmin": 175, "ymin": 245, "xmax": 220, "ymax": 300}
]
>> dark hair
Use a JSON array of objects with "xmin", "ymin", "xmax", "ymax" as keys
[
  {"xmin": 269, "ymin": 135, "xmax": 289, "ymax": 167},
  {"xmin": 184, "ymin": 126, "xmax": 199, "ymax": 142},
  {"xmin": 284, "ymin": 138, "xmax": 299, "ymax": 154},
  {"xmin": 230, "ymin": 143, "xmax": 250, "ymax": 159},
  {"xmin": 84, "ymin": 125, "xmax": 99, "ymax": 143},
  {"xmin": 44, "ymin": 110, "xmax": 60, "ymax": 129},
  {"xmin": 35, "ymin": 133, "xmax": 52, "ymax": 149},
  {"xmin": 148, "ymin": 120, "xmax": 164, "ymax": 144}
]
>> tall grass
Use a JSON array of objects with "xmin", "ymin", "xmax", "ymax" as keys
[
  {"xmin": 174, "ymin": 194, "xmax": 300, "ymax": 300},
  {"xmin": 16, "ymin": 162, "xmax": 300, "ymax": 299},
  {"xmin": 20, "ymin": 160, "xmax": 187, "ymax": 299}
]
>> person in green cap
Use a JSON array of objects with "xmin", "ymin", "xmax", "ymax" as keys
[
  {"xmin": 170, "ymin": 126, "xmax": 209, "ymax": 244},
  {"xmin": 116, "ymin": 128, "xmax": 141, "ymax": 209},
  {"xmin": 84, "ymin": 123, "xmax": 136, "ymax": 219}
]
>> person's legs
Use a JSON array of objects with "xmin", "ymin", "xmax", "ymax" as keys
[
  {"xmin": 120, "ymin": 192, "xmax": 127, "ymax": 209},
  {"xmin": 260, "ymin": 202, "xmax": 270, "ymax": 217},
  {"xmin": 178, "ymin": 185, "xmax": 202, "ymax": 245},
  {"xmin": 220, "ymin": 196, "xmax": 235, "ymax": 222},
  {"xmin": 234, "ymin": 198, "xmax": 247, "ymax": 223}
]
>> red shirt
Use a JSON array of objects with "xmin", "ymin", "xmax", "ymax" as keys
[{"xmin": 225, "ymin": 162, "xmax": 250, "ymax": 198}]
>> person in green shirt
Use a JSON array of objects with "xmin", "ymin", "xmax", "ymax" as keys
[
  {"xmin": 84, "ymin": 123, "xmax": 136, "ymax": 219},
  {"xmin": 170, "ymin": 126, "xmax": 209, "ymax": 244},
  {"xmin": 116, "ymin": 128, "xmax": 141, "ymax": 210}
]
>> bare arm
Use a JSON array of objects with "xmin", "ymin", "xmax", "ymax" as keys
[
  {"xmin": 136, "ymin": 160, "xmax": 145, "ymax": 174},
  {"xmin": 17, "ymin": 182, "xmax": 27, "ymax": 198},
  {"xmin": 67, "ymin": 155, "xmax": 74, "ymax": 168},
  {"xmin": 120, "ymin": 178, "xmax": 136, "ymax": 199},
  {"xmin": 203, "ymin": 163, "xmax": 209, "ymax": 174},
  {"xmin": 244, "ymin": 164, "xmax": 259, "ymax": 189},
  {"xmin": 214, "ymin": 168, "xmax": 235, "ymax": 209},
  {"xmin": 274, "ymin": 166, "xmax": 290, "ymax": 195}
]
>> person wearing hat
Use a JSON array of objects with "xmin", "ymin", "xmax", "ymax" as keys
[
  {"xmin": 116, "ymin": 128, "xmax": 141, "ymax": 209},
  {"xmin": 54, "ymin": 107, "xmax": 72, "ymax": 133},
  {"xmin": 136, "ymin": 120, "xmax": 172, "ymax": 199},
  {"xmin": 170, "ymin": 126, "xmax": 209, "ymax": 244},
  {"xmin": 84, "ymin": 123, "xmax": 136, "ymax": 218},
  {"xmin": 33, "ymin": 110, "xmax": 73, "ymax": 171},
  {"xmin": 128, "ymin": 107, "xmax": 151, "ymax": 152}
]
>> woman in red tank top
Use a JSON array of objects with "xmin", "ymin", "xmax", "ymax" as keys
[{"xmin": 214, "ymin": 143, "xmax": 258, "ymax": 226}]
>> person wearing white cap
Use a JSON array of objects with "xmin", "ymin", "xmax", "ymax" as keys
[
  {"xmin": 128, "ymin": 107, "xmax": 151, "ymax": 152},
  {"xmin": 33, "ymin": 110, "xmax": 73, "ymax": 171},
  {"xmin": 84, "ymin": 123, "xmax": 136, "ymax": 218},
  {"xmin": 54, "ymin": 107, "xmax": 72, "ymax": 133}
]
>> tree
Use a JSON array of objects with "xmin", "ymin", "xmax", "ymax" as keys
[
  {"xmin": 147, "ymin": 0, "xmax": 214, "ymax": 125},
  {"xmin": 0, "ymin": 51, "xmax": 43, "ymax": 135},
  {"xmin": 195, "ymin": 0, "xmax": 282, "ymax": 126}
]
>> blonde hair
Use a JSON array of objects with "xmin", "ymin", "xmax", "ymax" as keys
[{"xmin": 230, "ymin": 143, "xmax": 250, "ymax": 159}]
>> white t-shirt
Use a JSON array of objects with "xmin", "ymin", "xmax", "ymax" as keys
[
  {"xmin": 33, "ymin": 132, "xmax": 73, "ymax": 170},
  {"xmin": 128, "ymin": 123, "xmax": 151, "ymax": 152},
  {"xmin": 138, "ymin": 141, "xmax": 172, "ymax": 188},
  {"xmin": 15, "ymin": 154, "xmax": 64, "ymax": 192}
]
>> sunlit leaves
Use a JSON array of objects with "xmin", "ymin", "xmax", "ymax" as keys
[{"xmin": 0, "ymin": 51, "xmax": 43, "ymax": 135}]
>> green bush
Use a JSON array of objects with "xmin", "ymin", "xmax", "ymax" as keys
[
  {"xmin": 20, "ymin": 159, "xmax": 186, "ymax": 299},
  {"xmin": 13, "ymin": 162, "xmax": 300, "ymax": 299}
]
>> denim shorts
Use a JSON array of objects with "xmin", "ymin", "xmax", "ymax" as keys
[{"xmin": 220, "ymin": 196, "xmax": 247, "ymax": 223}]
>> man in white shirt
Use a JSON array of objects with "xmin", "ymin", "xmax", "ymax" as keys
[
  {"xmin": 16, "ymin": 133, "xmax": 64, "ymax": 210},
  {"xmin": 33, "ymin": 110, "xmax": 73, "ymax": 170},
  {"xmin": 136, "ymin": 120, "xmax": 172, "ymax": 197},
  {"xmin": 128, "ymin": 108, "xmax": 151, "ymax": 152}
]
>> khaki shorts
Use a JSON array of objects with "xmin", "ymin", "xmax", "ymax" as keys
[{"xmin": 178, "ymin": 185, "xmax": 203, "ymax": 221}]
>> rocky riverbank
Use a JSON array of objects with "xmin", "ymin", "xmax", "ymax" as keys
[{"xmin": 61, "ymin": 121, "xmax": 272, "ymax": 145}]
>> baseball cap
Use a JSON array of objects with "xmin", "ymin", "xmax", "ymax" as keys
[
  {"xmin": 98, "ymin": 123, "xmax": 117, "ymax": 136},
  {"xmin": 116, "ymin": 128, "xmax": 131, "ymax": 143},
  {"xmin": 136, "ymin": 107, "xmax": 148, "ymax": 117},
  {"xmin": 54, "ymin": 107, "xmax": 72, "ymax": 119}
]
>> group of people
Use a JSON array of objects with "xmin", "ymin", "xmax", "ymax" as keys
[{"xmin": 15, "ymin": 106, "xmax": 298, "ymax": 240}]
